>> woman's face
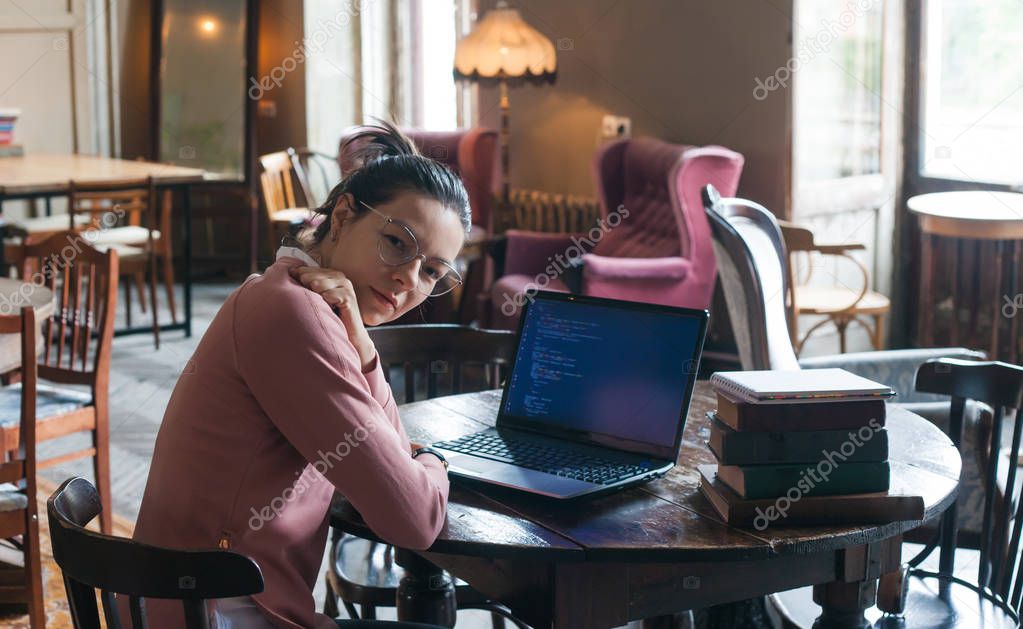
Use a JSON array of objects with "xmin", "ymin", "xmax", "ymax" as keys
[{"xmin": 317, "ymin": 191, "xmax": 466, "ymax": 326}]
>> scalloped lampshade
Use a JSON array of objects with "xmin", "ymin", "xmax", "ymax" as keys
[{"xmin": 454, "ymin": 2, "xmax": 557, "ymax": 82}]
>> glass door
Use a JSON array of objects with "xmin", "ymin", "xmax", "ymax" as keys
[{"xmin": 790, "ymin": 0, "xmax": 900, "ymax": 349}]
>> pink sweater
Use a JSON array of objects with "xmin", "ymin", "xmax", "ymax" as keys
[{"xmin": 132, "ymin": 255, "xmax": 450, "ymax": 627}]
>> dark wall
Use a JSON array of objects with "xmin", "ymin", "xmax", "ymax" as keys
[{"xmin": 476, "ymin": 0, "xmax": 795, "ymax": 215}]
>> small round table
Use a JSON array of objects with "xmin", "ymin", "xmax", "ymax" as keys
[
  {"xmin": 330, "ymin": 382, "xmax": 961, "ymax": 628},
  {"xmin": 0, "ymin": 278, "xmax": 55, "ymax": 372},
  {"xmin": 908, "ymin": 191, "xmax": 1023, "ymax": 361}
]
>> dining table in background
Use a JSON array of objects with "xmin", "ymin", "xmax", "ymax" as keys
[
  {"xmin": 0, "ymin": 277, "xmax": 54, "ymax": 373},
  {"xmin": 909, "ymin": 190, "xmax": 1023, "ymax": 361},
  {"xmin": 0, "ymin": 153, "xmax": 208, "ymax": 339},
  {"xmin": 331, "ymin": 381, "xmax": 961, "ymax": 629}
]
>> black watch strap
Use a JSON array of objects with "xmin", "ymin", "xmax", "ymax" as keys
[{"xmin": 412, "ymin": 446, "xmax": 448, "ymax": 470}]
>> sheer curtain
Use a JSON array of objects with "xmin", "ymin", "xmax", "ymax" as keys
[{"xmin": 304, "ymin": 0, "xmax": 475, "ymax": 155}]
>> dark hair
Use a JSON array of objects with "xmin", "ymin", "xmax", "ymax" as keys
[{"xmin": 308, "ymin": 121, "xmax": 471, "ymax": 244}]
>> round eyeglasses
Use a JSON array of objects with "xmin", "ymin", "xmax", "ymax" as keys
[{"xmin": 359, "ymin": 201, "xmax": 463, "ymax": 297}]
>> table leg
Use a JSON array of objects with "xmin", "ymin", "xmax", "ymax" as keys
[
  {"xmin": 183, "ymin": 185, "xmax": 193, "ymax": 338},
  {"xmin": 950, "ymin": 239, "xmax": 959, "ymax": 346},
  {"xmin": 1011, "ymin": 241, "xmax": 1021, "ymax": 363},
  {"xmin": 969, "ymin": 241, "xmax": 980, "ymax": 342},
  {"xmin": 394, "ymin": 549, "xmax": 457, "ymax": 627},
  {"xmin": 992, "ymin": 240, "xmax": 1004, "ymax": 359},
  {"xmin": 812, "ymin": 579, "xmax": 876, "ymax": 629},
  {"xmin": 920, "ymin": 232, "xmax": 934, "ymax": 346}
]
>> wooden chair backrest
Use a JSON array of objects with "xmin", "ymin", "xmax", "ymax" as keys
[
  {"xmin": 0, "ymin": 307, "xmax": 38, "ymax": 503},
  {"xmin": 13, "ymin": 232, "xmax": 119, "ymax": 386},
  {"xmin": 47, "ymin": 477, "xmax": 264, "ymax": 629},
  {"xmin": 914, "ymin": 357, "xmax": 1023, "ymax": 608},
  {"xmin": 259, "ymin": 150, "xmax": 303, "ymax": 218},
  {"xmin": 369, "ymin": 324, "xmax": 518, "ymax": 402}
]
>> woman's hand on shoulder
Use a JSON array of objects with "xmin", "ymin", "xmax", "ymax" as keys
[{"xmin": 289, "ymin": 266, "xmax": 377, "ymax": 370}]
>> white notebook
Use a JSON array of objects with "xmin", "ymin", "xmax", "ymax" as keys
[{"xmin": 710, "ymin": 368, "xmax": 895, "ymax": 404}]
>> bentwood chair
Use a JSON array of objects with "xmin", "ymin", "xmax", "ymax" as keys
[
  {"xmin": 49, "ymin": 476, "xmax": 448, "ymax": 629},
  {"xmin": 0, "ymin": 232, "xmax": 118, "ymax": 534},
  {"xmin": 779, "ymin": 219, "xmax": 891, "ymax": 354},
  {"xmin": 881, "ymin": 357, "xmax": 1023, "ymax": 626},
  {"xmin": 702, "ymin": 185, "xmax": 991, "ymax": 534},
  {"xmin": 0, "ymin": 307, "xmax": 44, "ymax": 627},
  {"xmin": 49, "ymin": 476, "xmax": 264, "ymax": 629},
  {"xmin": 324, "ymin": 325, "xmax": 526, "ymax": 627},
  {"xmin": 68, "ymin": 178, "xmax": 167, "ymax": 348},
  {"xmin": 702, "ymin": 185, "xmax": 1013, "ymax": 623}
]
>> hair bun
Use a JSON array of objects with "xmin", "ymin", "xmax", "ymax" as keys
[{"xmin": 339, "ymin": 119, "xmax": 420, "ymax": 175}]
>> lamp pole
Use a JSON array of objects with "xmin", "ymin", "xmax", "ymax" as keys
[{"xmin": 499, "ymin": 77, "xmax": 510, "ymax": 210}]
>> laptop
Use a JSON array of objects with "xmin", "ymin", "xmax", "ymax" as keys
[{"xmin": 431, "ymin": 290, "xmax": 708, "ymax": 499}]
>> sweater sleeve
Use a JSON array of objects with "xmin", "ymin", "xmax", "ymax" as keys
[
  {"xmin": 360, "ymin": 352, "xmax": 409, "ymax": 443},
  {"xmin": 232, "ymin": 274, "xmax": 448, "ymax": 550}
]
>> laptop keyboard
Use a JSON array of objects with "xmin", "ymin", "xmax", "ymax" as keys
[{"xmin": 435, "ymin": 431, "xmax": 653, "ymax": 485}]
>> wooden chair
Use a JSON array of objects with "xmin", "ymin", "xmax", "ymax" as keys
[
  {"xmin": 779, "ymin": 220, "xmax": 891, "ymax": 354},
  {"xmin": 68, "ymin": 178, "xmax": 167, "ymax": 348},
  {"xmin": 889, "ymin": 357, "xmax": 1023, "ymax": 625},
  {"xmin": 0, "ymin": 232, "xmax": 118, "ymax": 534},
  {"xmin": 259, "ymin": 149, "xmax": 313, "ymax": 254},
  {"xmin": 291, "ymin": 147, "xmax": 341, "ymax": 210},
  {"xmin": 0, "ymin": 306, "xmax": 44, "ymax": 627},
  {"xmin": 324, "ymin": 325, "xmax": 526, "ymax": 627},
  {"xmin": 47, "ymin": 476, "xmax": 264, "ymax": 629}
]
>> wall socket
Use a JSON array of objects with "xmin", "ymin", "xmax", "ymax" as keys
[{"xmin": 601, "ymin": 114, "xmax": 632, "ymax": 139}]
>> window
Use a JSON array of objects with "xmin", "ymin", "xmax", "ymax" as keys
[
  {"xmin": 793, "ymin": 0, "xmax": 884, "ymax": 184},
  {"xmin": 304, "ymin": 0, "xmax": 466, "ymax": 155},
  {"xmin": 919, "ymin": 0, "xmax": 1023, "ymax": 184}
]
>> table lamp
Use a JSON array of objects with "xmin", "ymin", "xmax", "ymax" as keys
[{"xmin": 454, "ymin": 1, "xmax": 557, "ymax": 211}]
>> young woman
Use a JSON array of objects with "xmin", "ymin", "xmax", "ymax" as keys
[{"xmin": 131, "ymin": 123, "xmax": 470, "ymax": 628}]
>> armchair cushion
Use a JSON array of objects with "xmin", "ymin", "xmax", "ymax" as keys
[
  {"xmin": 502, "ymin": 230, "xmax": 588, "ymax": 277},
  {"xmin": 581, "ymin": 253, "xmax": 690, "ymax": 281}
]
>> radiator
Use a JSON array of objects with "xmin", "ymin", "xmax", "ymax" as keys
[{"xmin": 498, "ymin": 188, "xmax": 602, "ymax": 234}]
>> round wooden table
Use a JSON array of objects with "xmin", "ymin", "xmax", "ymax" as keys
[
  {"xmin": 908, "ymin": 191, "xmax": 1023, "ymax": 361},
  {"xmin": 0, "ymin": 278, "xmax": 55, "ymax": 372},
  {"xmin": 330, "ymin": 382, "xmax": 961, "ymax": 628}
]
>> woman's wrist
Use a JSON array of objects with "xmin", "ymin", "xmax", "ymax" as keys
[{"xmin": 353, "ymin": 334, "xmax": 377, "ymax": 371}]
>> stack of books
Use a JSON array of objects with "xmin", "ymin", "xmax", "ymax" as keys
[
  {"xmin": 698, "ymin": 368, "xmax": 925, "ymax": 530},
  {"xmin": 0, "ymin": 108, "xmax": 23, "ymax": 157}
]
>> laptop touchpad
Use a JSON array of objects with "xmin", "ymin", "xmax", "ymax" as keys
[
  {"xmin": 448, "ymin": 455, "xmax": 506, "ymax": 477},
  {"xmin": 448, "ymin": 455, "xmax": 596, "ymax": 496}
]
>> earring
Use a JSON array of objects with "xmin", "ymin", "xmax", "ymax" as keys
[{"xmin": 330, "ymin": 230, "xmax": 338, "ymax": 242}]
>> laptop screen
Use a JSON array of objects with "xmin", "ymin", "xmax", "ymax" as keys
[{"xmin": 498, "ymin": 292, "xmax": 707, "ymax": 461}]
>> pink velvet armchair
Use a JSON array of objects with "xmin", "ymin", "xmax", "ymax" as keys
[
  {"xmin": 337, "ymin": 127, "xmax": 499, "ymax": 324},
  {"xmin": 489, "ymin": 137, "xmax": 744, "ymax": 330}
]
